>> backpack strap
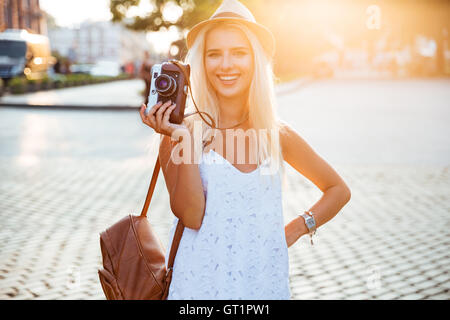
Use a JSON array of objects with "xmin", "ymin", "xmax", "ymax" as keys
[
  {"xmin": 140, "ymin": 153, "xmax": 185, "ymax": 281},
  {"xmin": 140, "ymin": 155, "xmax": 161, "ymax": 218}
]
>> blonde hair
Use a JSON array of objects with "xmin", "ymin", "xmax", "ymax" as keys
[{"xmin": 183, "ymin": 21, "xmax": 285, "ymax": 184}]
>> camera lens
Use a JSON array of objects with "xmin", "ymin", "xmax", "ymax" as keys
[{"xmin": 155, "ymin": 74, "xmax": 177, "ymax": 97}]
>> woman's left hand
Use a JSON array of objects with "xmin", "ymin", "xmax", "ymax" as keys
[{"xmin": 285, "ymin": 216, "xmax": 307, "ymax": 248}]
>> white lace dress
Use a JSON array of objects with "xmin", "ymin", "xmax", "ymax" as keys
[{"xmin": 164, "ymin": 149, "xmax": 291, "ymax": 300}]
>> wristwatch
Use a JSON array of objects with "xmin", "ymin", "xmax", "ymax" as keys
[{"xmin": 298, "ymin": 211, "xmax": 317, "ymax": 245}]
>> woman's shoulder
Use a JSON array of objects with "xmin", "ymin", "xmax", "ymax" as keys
[
  {"xmin": 182, "ymin": 115, "xmax": 196, "ymax": 127},
  {"xmin": 277, "ymin": 119, "xmax": 294, "ymax": 141},
  {"xmin": 277, "ymin": 119, "xmax": 289, "ymax": 131},
  {"xmin": 182, "ymin": 112, "xmax": 211, "ymax": 134},
  {"xmin": 276, "ymin": 119, "xmax": 306, "ymax": 158}
]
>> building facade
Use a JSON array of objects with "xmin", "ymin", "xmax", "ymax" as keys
[
  {"xmin": 0, "ymin": 0, "xmax": 47, "ymax": 34},
  {"xmin": 48, "ymin": 21, "xmax": 154, "ymax": 65}
]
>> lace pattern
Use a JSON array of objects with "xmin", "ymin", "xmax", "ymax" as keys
[{"xmin": 165, "ymin": 149, "xmax": 291, "ymax": 299}]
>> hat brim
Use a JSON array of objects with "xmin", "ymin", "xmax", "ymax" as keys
[{"xmin": 186, "ymin": 17, "xmax": 275, "ymax": 57}]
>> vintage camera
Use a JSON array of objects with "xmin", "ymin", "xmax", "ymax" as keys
[{"xmin": 145, "ymin": 61, "xmax": 190, "ymax": 124}]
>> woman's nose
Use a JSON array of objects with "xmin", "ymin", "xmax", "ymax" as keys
[{"xmin": 220, "ymin": 53, "xmax": 233, "ymax": 70}]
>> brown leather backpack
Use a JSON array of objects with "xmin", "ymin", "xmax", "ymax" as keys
[{"xmin": 98, "ymin": 156, "xmax": 184, "ymax": 300}]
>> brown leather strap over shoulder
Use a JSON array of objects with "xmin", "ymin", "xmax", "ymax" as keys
[{"xmin": 140, "ymin": 152, "xmax": 185, "ymax": 273}]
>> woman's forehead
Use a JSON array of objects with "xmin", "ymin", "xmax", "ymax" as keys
[{"xmin": 205, "ymin": 25, "xmax": 251, "ymax": 50}]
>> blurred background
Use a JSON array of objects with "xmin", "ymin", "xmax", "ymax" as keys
[
  {"xmin": 0, "ymin": 0, "xmax": 449, "ymax": 90},
  {"xmin": 0, "ymin": 0, "xmax": 449, "ymax": 300}
]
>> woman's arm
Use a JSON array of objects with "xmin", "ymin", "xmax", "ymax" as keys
[
  {"xmin": 140, "ymin": 102, "xmax": 206, "ymax": 230},
  {"xmin": 159, "ymin": 133, "xmax": 206, "ymax": 230},
  {"xmin": 279, "ymin": 121, "xmax": 351, "ymax": 248}
]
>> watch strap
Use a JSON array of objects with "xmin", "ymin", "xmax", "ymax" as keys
[{"xmin": 299, "ymin": 211, "xmax": 317, "ymax": 245}]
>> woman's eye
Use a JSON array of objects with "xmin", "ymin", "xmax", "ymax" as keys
[
  {"xmin": 234, "ymin": 51, "xmax": 247, "ymax": 56},
  {"xmin": 208, "ymin": 53, "xmax": 220, "ymax": 58}
]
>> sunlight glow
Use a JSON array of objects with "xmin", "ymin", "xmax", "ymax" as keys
[
  {"xmin": 40, "ymin": 0, "xmax": 112, "ymax": 28},
  {"xmin": 162, "ymin": 1, "xmax": 184, "ymax": 24},
  {"xmin": 146, "ymin": 26, "xmax": 181, "ymax": 54},
  {"xmin": 126, "ymin": 1, "xmax": 156, "ymax": 18},
  {"xmin": 17, "ymin": 114, "xmax": 58, "ymax": 167}
]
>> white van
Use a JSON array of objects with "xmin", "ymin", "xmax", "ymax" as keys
[{"xmin": 0, "ymin": 29, "xmax": 56, "ymax": 81}]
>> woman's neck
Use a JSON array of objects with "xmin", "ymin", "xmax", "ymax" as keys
[{"xmin": 217, "ymin": 94, "xmax": 249, "ymax": 128}]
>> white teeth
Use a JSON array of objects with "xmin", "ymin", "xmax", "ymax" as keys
[{"xmin": 218, "ymin": 75, "xmax": 239, "ymax": 81}]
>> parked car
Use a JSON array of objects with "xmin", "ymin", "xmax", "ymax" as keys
[
  {"xmin": 0, "ymin": 29, "xmax": 55, "ymax": 81},
  {"xmin": 89, "ymin": 60, "xmax": 121, "ymax": 77}
]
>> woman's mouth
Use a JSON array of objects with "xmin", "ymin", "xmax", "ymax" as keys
[{"xmin": 217, "ymin": 74, "xmax": 240, "ymax": 85}]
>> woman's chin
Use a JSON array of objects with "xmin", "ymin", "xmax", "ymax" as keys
[{"xmin": 215, "ymin": 87, "xmax": 247, "ymax": 99}]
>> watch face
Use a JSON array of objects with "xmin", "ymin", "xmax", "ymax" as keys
[
  {"xmin": 301, "ymin": 213, "xmax": 316, "ymax": 231},
  {"xmin": 305, "ymin": 215, "xmax": 315, "ymax": 229}
]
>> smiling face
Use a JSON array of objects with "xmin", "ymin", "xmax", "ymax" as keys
[{"xmin": 204, "ymin": 25, "xmax": 254, "ymax": 100}]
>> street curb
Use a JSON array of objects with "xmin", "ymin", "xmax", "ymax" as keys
[{"xmin": 0, "ymin": 77, "xmax": 314, "ymax": 111}]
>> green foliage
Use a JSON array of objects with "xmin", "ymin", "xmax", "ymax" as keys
[
  {"xmin": 6, "ymin": 74, "xmax": 132, "ymax": 94},
  {"xmin": 110, "ymin": 0, "xmax": 220, "ymax": 31},
  {"xmin": 9, "ymin": 77, "xmax": 27, "ymax": 94},
  {"xmin": 40, "ymin": 76, "xmax": 50, "ymax": 84},
  {"xmin": 9, "ymin": 77, "xmax": 27, "ymax": 86}
]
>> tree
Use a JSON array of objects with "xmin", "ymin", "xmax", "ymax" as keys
[{"xmin": 110, "ymin": 0, "xmax": 220, "ymax": 32}]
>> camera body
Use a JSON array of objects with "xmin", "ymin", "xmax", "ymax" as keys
[{"xmin": 146, "ymin": 61, "xmax": 190, "ymax": 125}]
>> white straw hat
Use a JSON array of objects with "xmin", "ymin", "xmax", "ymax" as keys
[{"xmin": 186, "ymin": 0, "xmax": 275, "ymax": 57}]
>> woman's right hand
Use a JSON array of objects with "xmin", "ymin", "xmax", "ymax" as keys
[{"xmin": 139, "ymin": 100, "xmax": 189, "ymax": 137}]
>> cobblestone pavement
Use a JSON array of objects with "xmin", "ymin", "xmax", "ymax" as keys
[{"xmin": 0, "ymin": 78, "xmax": 449, "ymax": 300}]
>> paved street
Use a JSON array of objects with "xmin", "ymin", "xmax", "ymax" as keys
[
  {"xmin": 0, "ymin": 78, "xmax": 449, "ymax": 300},
  {"xmin": 0, "ymin": 79, "xmax": 145, "ymax": 108}
]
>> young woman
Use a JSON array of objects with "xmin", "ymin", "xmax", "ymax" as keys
[{"xmin": 139, "ymin": 0, "xmax": 351, "ymax": 300}]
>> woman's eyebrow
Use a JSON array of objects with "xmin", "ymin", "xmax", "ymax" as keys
[{"xmin": 206, "ymin": 46, "xmax": 250, "ymax": 52}]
